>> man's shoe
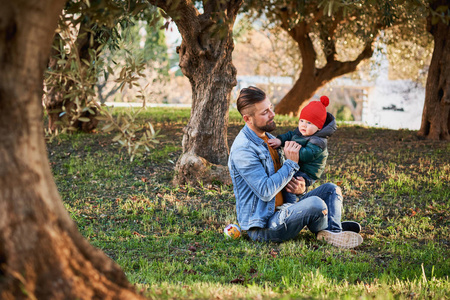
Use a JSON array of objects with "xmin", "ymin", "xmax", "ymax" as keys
[
  {"xmin": 341, "ymin": 221, "xmax": 361, "ymax": 233},
  {"xmin": 317, "ymin": 230, "xmax": 363, "ymax": 249}
]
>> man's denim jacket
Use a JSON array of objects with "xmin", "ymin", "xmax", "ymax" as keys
[{"xmin": 228, "ymin": 124, "xmax": 300, "ymax": 230}]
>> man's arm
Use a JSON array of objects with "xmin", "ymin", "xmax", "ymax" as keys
[
  {"xmin": 285, "ymin": 176, "xmax": 306, "ymax": 195},
  {"xmin": 230, "ymin": 141, "xmax": 300, "ymax": 202},
  {"xmin": 284, "ymin": 141, "xmax": 306, "ymax": 195}
]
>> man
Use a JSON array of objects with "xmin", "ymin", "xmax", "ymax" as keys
[{"xmin": 228, "ymin": 86, "xmax": 363, "ymax": 248}]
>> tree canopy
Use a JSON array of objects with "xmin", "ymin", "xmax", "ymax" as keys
[{"xmin": 241, "ymin": 0, "xmax": 430, "ymax": 115}]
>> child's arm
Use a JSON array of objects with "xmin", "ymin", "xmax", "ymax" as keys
[
  {"xmin": 299, "ymin": 143, "xmax": 323, "ymax": 162},
  {"xmin": 276, "ymin": 130, "xmax": 296, "ymax": 147},
  {"xmin": 267, "ymin": 138, "xmax": 282, "ymax": 148}
]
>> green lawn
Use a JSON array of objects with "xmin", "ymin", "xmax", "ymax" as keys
[{"xmin": 47, "ymin": 107, "xmax": 450, "ymax": 299}]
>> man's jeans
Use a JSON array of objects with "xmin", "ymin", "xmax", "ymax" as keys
[{"xmin": 247, "ymin": 183, "xmax": 343, "ymax": 243}]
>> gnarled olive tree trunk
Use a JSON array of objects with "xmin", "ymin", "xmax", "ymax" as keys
[
  {"xmin": 274, "ymin": 9, "xmax": 376, "ymax": 116},
  {"xmin": 0, "ymin": 1, "xmax": 143, "ymax": 298},
  {"xmin": 418, "ymin": 0, "xmax": 450, "ymax": 140},
  {"xmin": 149, "ymin": 0, "xmax": 243, "ymax": 185}
]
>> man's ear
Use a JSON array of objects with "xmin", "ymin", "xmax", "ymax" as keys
[{"xmin": 243, "ymin": 114, "xmax": 251, "ymax": 124}]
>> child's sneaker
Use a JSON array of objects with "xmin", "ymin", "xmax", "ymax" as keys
[{"xmin": 317, "ymin": 230, "xmax": 363, "ymax": 248}]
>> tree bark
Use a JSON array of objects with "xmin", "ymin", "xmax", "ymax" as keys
[
  {"xmin": 274, "ymin": 10, "xmax": 376, "ymax": 116},
  {"xmin": 418, "ymin": 0, "xmax": 450, "ymax": 140},
  {"xmin": 0, "ymin": 1, "xmax": 144, "ymax": 298},
  {"xmin": 150, "ymin": 0, "xmax": 243, "ymax": 185}
]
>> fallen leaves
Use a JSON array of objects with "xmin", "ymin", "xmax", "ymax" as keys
[
  {"xmin": 133, "ymin": 231, "xmax": 146, "ymax": 238},
  {"xmin": 409, "ymin": 208, "xmax": 417, "ymax": 217},
  {"xmin": 229, "ymin": 277, "xmax": 245, "ymax": 284},
  {"xmin": 269, "ymin": 248, "xmax": 279, "ymax": 258},
  {"xmin": 183, "ymin": 269, "xmax": 197, "ymax": 275},
  {"xmin": 230, "ymin": 267, "xmax": 263, "ymax": 284}
]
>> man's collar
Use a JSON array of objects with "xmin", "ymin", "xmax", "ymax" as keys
[{"xmin": 243, "ymin": 124, "xmax": 275, "ymax": 145}]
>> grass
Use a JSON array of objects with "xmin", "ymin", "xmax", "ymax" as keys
[{"xmin": 47, "ymin": 107, "xmax": 450, "ymax": 299}]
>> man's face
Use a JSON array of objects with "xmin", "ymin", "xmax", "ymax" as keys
[{"xmin": 244, "ymin": 98, "xmax": 276, "ymax": 135}]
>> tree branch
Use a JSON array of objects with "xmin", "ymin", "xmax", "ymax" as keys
[
  {"xmin": 318, "ymin": 41, "xmax": 374, "ymax": 82},
  {"xmin": 148, "ymin": 0, "xmax": 202, "ymax": 50},
  {"xmin": 306, "ymin": 6, "xmax": 324, "ymax": 32},
  {"xmin": 320, "ymin": 10, "xmax": 343, "ymax": 63},
  {"xmin": 277, "ymin": 8, "xmax": 317, "ymax": 74}
]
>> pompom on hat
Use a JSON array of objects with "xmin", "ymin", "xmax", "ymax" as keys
[{"xmin": 299, "ymin": 96, "xmax": 330, "ymax": 129}]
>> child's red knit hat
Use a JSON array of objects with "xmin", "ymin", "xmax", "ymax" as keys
[{"xmin": 299, "ymin": 96, "xmax": 330, "ymax": 129}]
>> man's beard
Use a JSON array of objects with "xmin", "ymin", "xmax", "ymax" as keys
[{"xmin": 257, "ymin": 120, "xmax": 276, "ymax": 132}]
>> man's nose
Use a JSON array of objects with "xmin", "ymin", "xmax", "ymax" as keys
[{"xmin": 269, "ymin": 109, "xmax": 275, "ymax": 118}]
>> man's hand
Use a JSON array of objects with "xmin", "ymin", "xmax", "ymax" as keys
[
  {"xmin": 285, "ymin": 176, "xmax": 306, "ymax": 195},
  {"xmin": 267, "ymin": 138, "xmax": 282, "ymax": 148},
  {"xmin": 284, "ymin": 141, "xmax": 301, "ymax": 162}
]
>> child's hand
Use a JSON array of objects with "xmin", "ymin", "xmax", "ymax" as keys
[{"xmin": 267, "ymin": 138, "xmax": 282, "ymax": 148}]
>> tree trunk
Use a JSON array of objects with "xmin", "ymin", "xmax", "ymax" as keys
[
  {"xmin": 44, "ymin": 22, "xmax": 101, "ymax": 133},
  {"xmin": 174, "ymin": 70, "xmax": 236, "ymax": 185},
  {"xmin": 274, "ymin": 11, "xmax": 375, "ymax": 116},
  {"xmin": 274, "ymin": 48, "xmax": 373, "ymax": 117},
  {"xmin": 418, "ymin": 0, "xmax": 450, "ymax": 140},
  {"xmin": 274, "ymin": 68, "xmax": 322, "ymax": 117},
  {"xmin": 150, "ymin": 0, "xmax": 243, "ymax": 185},
  {"xmin": 275, "ymin": 41, "xmax": 374, "ymax": 116},
  {"xmin": 0, "ymin": 1, "xmax": 143, "ymax": 298}
]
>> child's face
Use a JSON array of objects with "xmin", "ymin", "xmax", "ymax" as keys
[{"xmin": 298, "ymin": 119, "xmax": 319, "ymax": 136}]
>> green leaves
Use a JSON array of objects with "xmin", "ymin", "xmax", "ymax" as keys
[
  {"xmin": 114, "ymin": 52, "xmax": 147, "ymax": 92},
  {"xmin": 43, "ymin": 2, "xmax": 167, "ymax": 162},
  {"xmin": 430, "ymin": 5, "xmax": 450, "ymax": 25},
  {"xmin": 78, "ymin": 117, "xmax": 91, "ymax": 122},
  {"xmin": 97, "ymin": 105, "xmax": 161, "ymax": 162},
  {"xmin": 318, "ymin": 0, "xmax": 339, "ymax": 17},
  {"xmin": 44, "ymin": 22, "xmax": 103, "ymax": 135}
]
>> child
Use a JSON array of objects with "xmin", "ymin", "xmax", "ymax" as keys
[{"xmin": 268, "ymin": 95, "xmax": 336, "ymax": 189}]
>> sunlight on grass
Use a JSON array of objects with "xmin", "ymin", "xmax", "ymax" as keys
[{"xmin": 48, "ymin": 108, "xmax": 450, "ymax": 299}]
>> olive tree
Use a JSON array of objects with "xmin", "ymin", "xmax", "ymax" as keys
[
  {"xmin": 0, "ymin": 0, "xmax": 144, "ymax": 298},
  {"xmin": 418, "ymin": 0, "xmax": 450, "ymax": 140},
  {"xmin": 244, "ymin": 0, "xmax": 426, "ymax": 116},
  {"xmin": 148, "ymin": 0, "xmax": 243, "ymax": 185},
  {"xmin": 44, "ymin": 0, "xmax": 159, "ymax": 133}
]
